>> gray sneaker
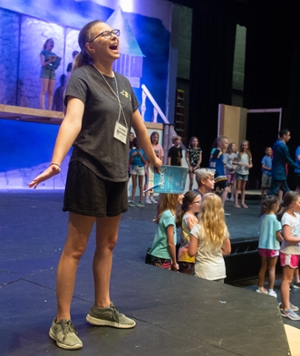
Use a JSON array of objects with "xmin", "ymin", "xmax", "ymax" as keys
[
  {"xmin": 86, "ymin": 303, "xmax": 136, "ymax": 329},
  {"xmin": 49, "ymin": 318, "xmax": 83, "ymax": 350},
  {"xmin": 128, "ymin": 200, "xmax": 135, "ymax": 207},
  {"xmin": 280, "ymin": 308, "xmax": 300, "ymax": 321},
  {"xmin": 279, "ymin": 302, "xmax": 299, "ymax": 311},
  {"xmin": 136, "ymin": 201, "xmax": 144, "ymax": 208}
]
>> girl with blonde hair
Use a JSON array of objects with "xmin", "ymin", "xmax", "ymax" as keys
[
  {"xmin": 189, "ymin": 193, "xmax": 231, "ymax": 281},
  {"xmin": 223, "ymin": 142, "xmax": 237, "ymax": 201},
  {"xmin": 234, "ymin": 140, "xmax": 253, "ymax": 208},
  {"xmin": 149, "ymin": 193, "xmax": 184, "ymax": 271}
]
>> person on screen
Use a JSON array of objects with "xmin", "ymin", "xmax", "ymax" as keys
[
  {"xmin": 66, "ymin": 50, "xmax": 79, "ymax": 80},
  {"xmin": 53, "ymin": 74, "xmax": 67, "ymax": 112},
  {"xmin": 39, "ymin": 38, "xmax": 61, "ymax": 110}
]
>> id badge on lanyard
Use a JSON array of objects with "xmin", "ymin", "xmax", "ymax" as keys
[{"xmin": 114, "ymin": 121, "xmax": 128, "ymax": 144}]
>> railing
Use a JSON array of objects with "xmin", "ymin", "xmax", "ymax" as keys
[{"xmin": 141, "ymin": 84, "xmax": 169, "ymax": 123}]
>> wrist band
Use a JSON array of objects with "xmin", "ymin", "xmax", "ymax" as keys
[{"xmin": 50, "ymin": 163, "xmax": 60, "ymax": 168}]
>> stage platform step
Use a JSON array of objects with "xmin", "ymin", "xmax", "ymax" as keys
[
  {"xmin": 0, "ymin": 192, "xmax": 293, "ymax": 355},
  {"xmin": 0, "ymin": 259, "xmax": 291, "ymax": 355},
  {"xmin": 245, "ymin": 189, "xmax": 262, "ymax": 200},
  {"xmin": 285, "ymin": 325, "xmax": 300, "ymax": 356}
]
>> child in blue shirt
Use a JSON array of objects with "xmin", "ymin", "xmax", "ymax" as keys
[
  {"xmin": 149, "ymin": 193, "xmax": 184, "ymax": 270},
  {"xmin": 209, "ymin": 135, "xmax": 229, "ymax": 206},
  {"xmin": 261, "ymin": 147, "xmax": 272, "ymax": 196},
  {"xmin": 129, "ymin": 138, "xmax": 147, "ymax": 207},
  {"xmin": 257, "ymin": 195, "xmax": 282, "ymax": 297}
]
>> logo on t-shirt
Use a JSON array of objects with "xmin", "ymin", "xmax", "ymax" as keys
[{"xmin": 120, "ymin": 90, "xmax": 131, "ymax": 101}]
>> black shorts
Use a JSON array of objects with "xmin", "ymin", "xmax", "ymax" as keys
[
  {"xmin": 214, "ymin": 179, "xmax": 228, "ymax": 190},
  {"xmin": 63, "ymin": 160, "xmax": 128, "ymax": 217}
]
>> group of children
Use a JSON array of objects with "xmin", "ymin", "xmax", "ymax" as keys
[
  {"xmin": 148, "ymin": 168, "xmax": 231, "ymax": 283},
  {"xmin": 128, "ymin": 130, "xmax": 300, "ymax": 321},
  {"xmin": 257, "ymin": 191, "xmax": 300, "ymax": 320},
  {"xmin": 128, "ymin": 133, "xmax": 201, "ymax": 208},
  {"xmin": 128, "ymin": 131, "xmax": 164, "ymax": 208},
  {"xmin": 147, "ymin": 185, "xmax": 300, "ymax": 321},
  {"xmin": 127, "ymin": 132, "xmax": 274, "ymax": 217},
  {"xmin": 208, "ymin": 136, "xmax": 253, "ymax": 209}
]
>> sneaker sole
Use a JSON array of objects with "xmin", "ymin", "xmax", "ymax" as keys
[
  {"xmin": 86, "ymin": 314, "xmax": 136, "ymax": 329},
  {"xmin": 280, "ymin": 312, "xmax": 300, "ymax": 321},
  {"xmin": 49, "ymin": 329, "xmax": 83, "ymax": 350}
]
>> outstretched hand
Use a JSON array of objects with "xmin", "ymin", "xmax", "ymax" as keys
[{"xmin": 28, "ymin": 164, "xmax": 61, "ymax": 189}]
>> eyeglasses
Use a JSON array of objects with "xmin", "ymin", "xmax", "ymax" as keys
[{"xmin": 89, "ymin": 29, "xmax": 120, "ymax": 43}]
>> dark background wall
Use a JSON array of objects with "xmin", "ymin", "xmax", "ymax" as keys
[{"xmin": 172, "ymin": 0, "xmax": 300, "ymax": 189}]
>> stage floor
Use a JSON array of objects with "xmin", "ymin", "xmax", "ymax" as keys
[{"xmin": 0, "ymin": 191, "xmax": 295, "ymax": 355}]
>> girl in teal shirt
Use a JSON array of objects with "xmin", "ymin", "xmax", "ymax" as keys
[
  {"xmin": 257, "ymin": 195, "xmax": 282, "ymax": 297},
  {"xmin": 149, "ymin": 193, "xmax": 184, "ymax": 271}
]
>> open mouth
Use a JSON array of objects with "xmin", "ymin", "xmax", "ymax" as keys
[{"xmin": 109, "ymin": 44, "xmax": 118, "ymax": 50}]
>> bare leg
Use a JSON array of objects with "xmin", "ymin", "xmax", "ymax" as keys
[
  {"xmin": 231, "ymin": 181, "xmax": 235, "ymax": 200},
  {"xmin": 258, "ymin": 256, "xmax": 267, "ymax": 288},
  {"xmin": 189, "ymin": 172, "xmax": 194, "ymax": 190},
  {"xmin": 267, "ymin": 256, "xmax": 278, "ymax": 290},
  {"xmin": 293, "ymin": 268, "xmax": 300, "ymax": 284},
  {"xmin": 281, "ymin": 266, "xmax": 294, "ymax": 310},
  {"xmin": 235, "ymin": 180, "xmax": 241, "ymax": 207},
  {"xmin": 138, "ymin": 175, "xmax": 144, "ymax": 201},
  {"xmin": 131, "ymin": 174, "xmax": 137, "ymax": 201},
  {"xmin": 93, "ymin": 215, "xmax": 121, "ymax": 307},
  {"xmin": 40, "ymin": 78, "xmax": 49, "ymax": 110},
  {"xmin": 56, "ymin": 213, "xmax": 95, "ymax": 321},
  {"xmin": 48, "ymin": 79, "xmax": 56, "ymax": 110},
  {"xmin": 221, "ymin": 187, "xmax": 229, "ymax": 205},
  {"xmin": 228, "ymin": 183, "xmax": 232, "ymax": 195},
  {"xmin": 241, "ymin": 180, "xmax": 247, "ymax": 207}
]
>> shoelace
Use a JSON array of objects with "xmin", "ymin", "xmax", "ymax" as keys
[
  {"xmin": 110, "ymin": 304, "xmax": 120, "ymax": 323},
  {"xmin": 61, "ymin": 320, "xmax": 78, "ymax": 336}
]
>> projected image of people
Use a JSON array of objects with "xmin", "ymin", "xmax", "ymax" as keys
[{"xmin": 39, "ymin": 38, "xmax": 61, "ymax": 110}]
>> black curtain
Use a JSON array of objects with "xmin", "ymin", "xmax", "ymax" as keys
[
  {"xmin": 187, "ymin": 0, "xmax": 244, "ymax": 166},
  {"xmin": 244, "ymin": 0, "xmax": 300, "ymax": 189},
  {"xmin": 243, "ymin": 0, "xmax": 295, "ymax": 110}
]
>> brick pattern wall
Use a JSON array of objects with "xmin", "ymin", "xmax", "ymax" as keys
[{"xmin": 0, "ymin": 8, "xmax": 80, "ymax": 109}]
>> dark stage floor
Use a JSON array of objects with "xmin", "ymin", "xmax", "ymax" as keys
[{"xmin": 0, "ymin": 191, "xmax": 295, "ymax": 355}]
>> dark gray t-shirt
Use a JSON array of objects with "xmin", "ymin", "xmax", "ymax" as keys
[{"xmin": 65, "ymin": 65, "xmax": 139, "ymax": 182}]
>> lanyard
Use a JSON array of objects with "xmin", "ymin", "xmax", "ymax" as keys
[{"xmin": 92, "ymin": 65, "xmax": 128, "ymax": 128}]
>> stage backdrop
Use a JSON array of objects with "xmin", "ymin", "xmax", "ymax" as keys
[{"xmin": 0, "ymin": 0, "xmax": 174, "ymax": 189}]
